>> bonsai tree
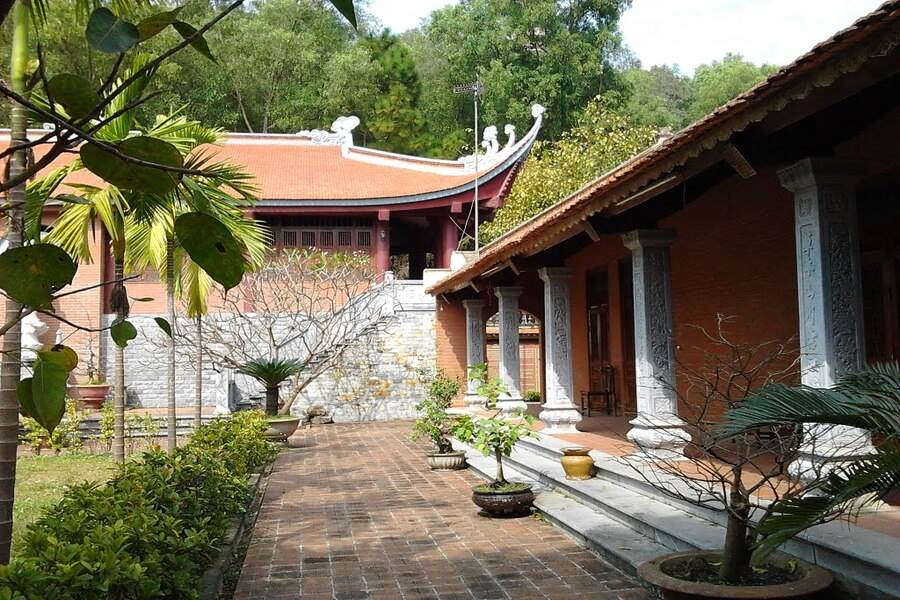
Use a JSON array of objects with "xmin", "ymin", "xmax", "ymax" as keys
[
  {"xmin": 237, "ymin": 358, "xmax": 302, "ymax": 416},
  {"xmin": 717, "ymin": 362, "xmax": 900, "ymax": 557},
  {"xmin": 624, "ymin": 316, "xmax": 817, "ymax": 584},
  {"xmin": 455, "ymin": 411, "xmax": 535, "ymax": 489},
  {"xmin": 411, "ymin": 372, "xmax": 461, "ymax": 454},
  {"xmin": 468, "ymin": 363, "xmax": 505, "ymax": 409}
]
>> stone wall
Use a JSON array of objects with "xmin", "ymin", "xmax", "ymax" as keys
[{"xmin": 101, "ymin": 280, "xmax": 436, "ymax": 422}]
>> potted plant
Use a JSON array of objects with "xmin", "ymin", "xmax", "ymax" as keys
[
  {"xmin": 628, "ymin": 318, "xmax": 834, "ymax": 599},
  {"xmin": 237, "ymin": 358, "xmax": 302, "ymax": 441},
  {"xmin": 411, "ymin": 372, "xmax": 467, "ymax": 470},
  {"xmin": 469, "ymin": 363, "xmax": 504, "ymax": 409},
  {"xmin": 455, "ymin": 410, "xmax": 537, "ymax": 517},
  {"xmin": 68, "ymin": 336, "xmax": 109, "ymax": 409}
]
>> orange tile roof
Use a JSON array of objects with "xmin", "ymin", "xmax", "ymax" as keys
[{"xmin": 427, "ymin": 0, "xmax": 900, "ymax": 295}]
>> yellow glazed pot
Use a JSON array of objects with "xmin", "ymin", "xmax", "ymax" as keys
[{"xmin": 560, "ymin": 447, "xmax": 594, "ymax": 480}]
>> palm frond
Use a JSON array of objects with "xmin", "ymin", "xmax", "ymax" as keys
[
  {"xmin": 178, "ymin": 256, "xmax": 212, "ymax": 318},
  {"xmin": 754, "ymin": 447, "xmax": 900, "ymax": 557},
  {"xmin": 237, "ymin": 358, "xmax": 302, "ymax": 388},
  {"xmin": 95, "ymin": 53, "xmax": 155, "ymax": 140},
  {"xmin": 148, "ymin": 113, "xmax": 224, "ymax": 154}
]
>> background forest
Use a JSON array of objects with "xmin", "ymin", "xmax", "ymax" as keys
[{"xmin": 0, "ymin": 0, "xmax": 778, "ymax": 242}]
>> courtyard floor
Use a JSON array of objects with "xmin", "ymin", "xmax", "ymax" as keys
[{"xmin": 233, "ymin": 422, "xmax": 649, "ymax": 600}]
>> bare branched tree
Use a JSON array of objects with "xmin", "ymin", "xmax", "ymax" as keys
[
  {"xmin": 170, "ymin": 249, "xmax": 397, "ymax": 415},
  {"xmin": 621, "ymin": 315, "xmax": 815, "ymax": 582}
]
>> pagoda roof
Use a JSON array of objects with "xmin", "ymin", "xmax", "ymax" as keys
[{"xmin": 1, "ymin": 105, "xmax": 544, "ymax": 209}]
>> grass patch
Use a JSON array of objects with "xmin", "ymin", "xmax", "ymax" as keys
[{"xmin": 13, "ymin": 453, "xmax": 116, "ymax": 556}]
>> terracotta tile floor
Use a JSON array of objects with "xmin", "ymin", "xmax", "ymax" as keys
[{"xmin": 233, "ymin": 422, "xmax": 649, "ymax": 600}]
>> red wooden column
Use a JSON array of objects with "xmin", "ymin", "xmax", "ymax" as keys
[
  {"xmin": 438, "ymin": 215, "xmax": 459, "ymax": 269},
  {"xmin": 374, "ymin": 210, "xmax": 391, "ymax": 276}
]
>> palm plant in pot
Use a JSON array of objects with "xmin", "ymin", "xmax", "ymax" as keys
[
  {"xmin": 411, "ymin": 372, "xmax": 467, "ymax": 470},
  {"xmin": 454, "ymin": 410, "xmax": 537, "ymax": 517},
  {"xmin": 237, "ymin": 358, "xmax": 302, "ymax": 441},
  {"xmin": 628, "ymin": 318, "xmax": 835, "ymax": 599}
]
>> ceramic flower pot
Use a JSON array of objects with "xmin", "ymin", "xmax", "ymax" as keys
[
  {"xmin": 560, "ymin": 447, "xmax": 594, "ymax": 480},
  {"xmin": 70, "ymin": 383, "xmax": 110, "ymax": 409},
  {"xmin": 265, "ymin": 416, "xmax": 301, "ymax": 442},
  {"xmin": 471, "ymin": 483, "xmax": 534, "ymax": 517},
  {"xmin": 638, "ymin": 550, "xmax": 833, "ymax": 599},
  {"xmin": 425, "ymin": 451, "xmax": 467, "ymax": 470}
]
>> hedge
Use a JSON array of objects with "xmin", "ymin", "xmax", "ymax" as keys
[{"xmin": 0, "ymin": 411, "xmax": 278, "ymax": 600}]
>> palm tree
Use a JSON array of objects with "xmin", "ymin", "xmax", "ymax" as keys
[
  {"xmin": 237, "ymin": 358, "xmax": 303, "ymax": 416},
  {"xmin": 126, "ymin": 116, "xmax": 269, "ymax": 452},
  {"xmin": 717, "ymin": 363, "xmax": 900, "ymax": 557}
]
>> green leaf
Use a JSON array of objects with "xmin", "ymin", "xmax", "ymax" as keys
[
  {"xmin": 42, "ymin": 345, "xmax": 79, "ymax": 372},
  {"xmin": 56, "ymin": 194, "xmax": 92, "ymax": 205},
  {"xmin": 0, "ymin": 244, "xmax": 77, "ymax": 307},
  {"xmin": 17, "ymin": 378, "xmax": 36, "ymax": 419},
  {"xmin": 154, "ymin": 317, "xmax": 172, "ymax": 338},
  {"xmin": 81, "ymin": 136, "xmax": 183, "ymax": 194},
  {"xmin": 137, "ymin": 8, "xmax": 183, "ymax": 42},
  {"xmin": 85, "ymin": 8, "xmax": 140, "ymax": 54},
  {"xmin": 46, "ymin": 74, "xmax": 101, "ymax": 120},
  {"xmin": 175, "ymin": 213, "xmax": 246, "ymax": 291},
  {"xmin": 111, "ymin": 318, "xmax": 138, "ymax": 348},
  {"xmin": 172, "ymin": 21, "xmax": 216, "ymax": 62},
  {"xmin": 327, "ymin": 0, "xmax": 357, "ymax": 28},
  {"xmin": 30, "ymin": 352, "xmax": 71, "ymax": 434}
]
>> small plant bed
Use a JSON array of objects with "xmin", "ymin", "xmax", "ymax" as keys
[
  {"xmin": 472, "ymin": 481, "xmax": 531, "ymax": 494},
  {"xmin": 661, "ymin": 554, "xmax": 802, "ymax": 587},
  {"xmin": 0, "ymin": 411, "xmax": 278, "ymax": 599}
]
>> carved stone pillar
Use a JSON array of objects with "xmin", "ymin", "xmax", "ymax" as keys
[
  {"xmin": 622, "ymin": 230, "xmax": 690, "ymax": 460},
  {"xmin": 778, "ymin": 158, "xmax": 873, "ymax": 480},
  {"xmin": 463, "ymin": 299, "xmax": 486, "ymax": 407},
  {"xmin": 538, "ymin": 268, "xmax": 581, "ymax": 433},
  {"xmin": 495, "ymin": 287, "xmax": 526, "ymax": 414}
]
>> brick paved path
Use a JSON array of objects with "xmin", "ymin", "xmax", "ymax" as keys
[{"xmin": 234, "ymin": 422, "xmax": 649, "ymax": 600}]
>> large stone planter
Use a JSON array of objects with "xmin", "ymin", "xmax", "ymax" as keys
[
  {"xmin": 265, "ymin": 416, "xmax": 300, "ymax": 443},
  {"xmin": 472, "ymin": 483, "xmax": 534, "ymax": 518},
  {"xmin": 70, "ymin": 383, "xmax": 110, "ymax": 409},
  {"xmin": 637, "ymin": 551, "xmax": 833, "ymax": 599},
  {"xmin": 426, "ymin": 451, "xmax": 467, "ymax": 470}
]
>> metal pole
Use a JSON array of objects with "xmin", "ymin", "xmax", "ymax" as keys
[{"xmin": 474, "ymin": 93, "xmax": 480, "ymax": 254}]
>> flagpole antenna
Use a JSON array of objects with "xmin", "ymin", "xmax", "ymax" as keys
[{"xmin": 453, "ymin": 79, "xmax": 485, "ymax": 254}]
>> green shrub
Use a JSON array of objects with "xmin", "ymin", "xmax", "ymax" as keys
[
  {"xmin": 411, "ymin": 372, "xmax": 462, "ymax": 453},
  {"xmin": 22, "ymin": 400, "xmax": 83, "ymax": 455},
  {"xmin": 0, "ymin": 411, "xmax": 277, "ymax": 599},
  {"xmin": 524, "ymin": 390, "xmax": 541, "ymax": 403}
]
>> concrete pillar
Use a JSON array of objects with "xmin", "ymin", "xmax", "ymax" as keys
[
  {"xmin": 463, "ymin": 299, "xmax": 486, "ymax": 407},
  {"xmin": 778, "ymin": 157, "xmax": 873, "ymax": 480},
  {"xmin": 538, "ymin": 268, "xmax": 582, "ymax": 433},
  {"xmin": 622, "ymin": 230, "xmax": 690, "ymax": 460},
  {"xmin": 495, "ymin": 287, "xmax": 526, "ymax": 414}
]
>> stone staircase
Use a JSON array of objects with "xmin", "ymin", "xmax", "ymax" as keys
[{"xmin": 454, "ymin": 432, "xmax": 900, "ymax": 600}]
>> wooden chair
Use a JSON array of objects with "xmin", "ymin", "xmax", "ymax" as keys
[{"xmin": 580, "ymin": 364, "xmax": 616, "ymax": 416}]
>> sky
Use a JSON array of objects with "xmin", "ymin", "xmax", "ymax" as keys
[{"xmin": 367, "ymin": 0, "xmax": 884, "ymax": 73}]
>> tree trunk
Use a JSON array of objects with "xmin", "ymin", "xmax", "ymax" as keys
[
  {"xmin": 166, "ymin": 235, "xmax": 176, "ymax": 453},
  {"xmin": 719, "ymin": 480, "xmax": 753, "ymax": 582},
  {"xmin": 112, "ymin": 256, "xmax": 127, "ymax": 464},
  {"xmin": 194, "ymin": 315, "xmax": 202, "ymax": 431},
  {"xmin": 265, "ymin": 386, "xmax": 279, "ymax": 417},
  {"xmin": 494, "ymin": 448, "xmax": 506, "ymax": 485},
  {"xmin": 0, "ymin": 1, "xmax": 29, "ymax": 564}
]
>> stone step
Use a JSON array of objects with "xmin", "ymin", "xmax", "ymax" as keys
[{"xmin": 455, "ymin": 436, "xmax": 900, "ymax": 599}]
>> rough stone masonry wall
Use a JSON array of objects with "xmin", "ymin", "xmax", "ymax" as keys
[{"xmin": 100, "ymin": 281, "xmax": 436, "ymax": 422}]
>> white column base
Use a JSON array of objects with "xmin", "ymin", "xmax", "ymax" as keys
[
  {"xmin": 788, "ymin": 424, "xmax": 874, "ymax": 484},
  {"xmin": 496, "ymin": 394, "xmax": 527, "ymax": 415},
  {"xmin": 464, "ymin": 392, "xmax": 486, "ymax": 410},
  {"xmin": 627, "ymin": 413, "xmax": 691, "ymax": 461},
  {"xmin": 539, "ymin": 406, "xmax": 582, "ymax": 434}
]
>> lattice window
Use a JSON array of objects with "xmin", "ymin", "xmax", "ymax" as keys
[
  {"xmin": 282, "ymin": 229, "xmax": 298, "ymax": 248},
  {"xmin": 357, "ymin": 230, "xmax": 372, "ymax": 249},
  {"xmin": 301, "ymin": 231, "xmax": 317, "ymax": 247},
  {"xmin": 319, "ymin": 231, "xmax": 334, "ymax": 248},
  {"xmin": 337, "ymin": 231, "xmax": 352, "ymax": 247}
]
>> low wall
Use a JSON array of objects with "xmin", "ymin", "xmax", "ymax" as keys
[{"xmin": 100, "ymin": 281, "xmax": 435, "ymax": 422}]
